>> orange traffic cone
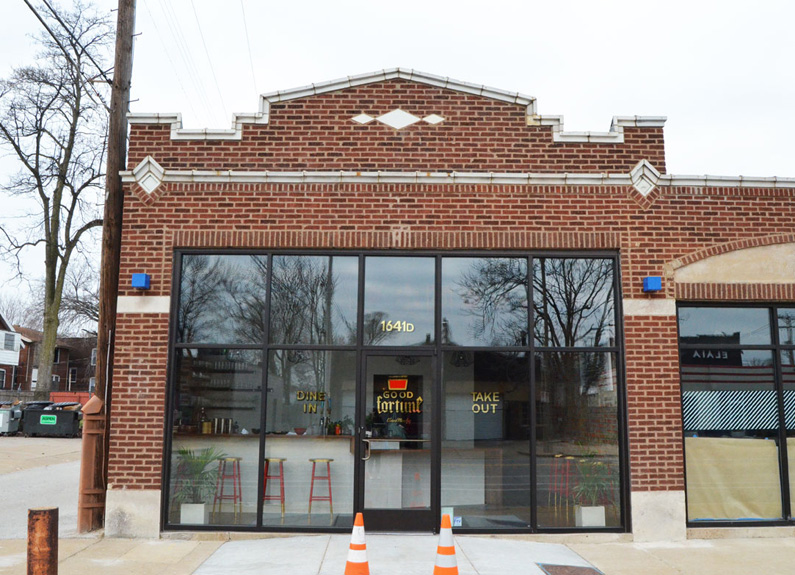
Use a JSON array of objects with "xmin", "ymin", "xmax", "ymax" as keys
[
  {"xmin": 345, "ymin": 512, "xmax": 370, "ymax": 575},
  {"xmin": 433, "ymin": 514, "xmax": 458, "ymax": 575}
]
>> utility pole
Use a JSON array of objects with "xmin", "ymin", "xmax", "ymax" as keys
[{"xmin": 78, "ymin": 0, "xmax": 136, "ymax": 532}]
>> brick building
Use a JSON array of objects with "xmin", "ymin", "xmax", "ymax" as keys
[
  {"xmin": 106, "ymin": 69, "xmax": 795, "ymax": 540},
  {"xmin": 11, "ymin": 326, "xmax": 73, "ymax": 392}
]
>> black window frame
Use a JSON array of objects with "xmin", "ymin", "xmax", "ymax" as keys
[
  {"xmin": 161, "ymin": 249, "xmax": 628, "ymax": 535},
  {"xmin": 678, "ymin": 303, "xmax": 795, "ymax": 527}
]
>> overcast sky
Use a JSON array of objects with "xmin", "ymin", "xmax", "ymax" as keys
[{"xmin": 2, "ymin": 0, "xmax": 795, "ymax": 298}]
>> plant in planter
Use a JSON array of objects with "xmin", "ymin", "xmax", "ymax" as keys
[
  {"xmin": 572, "ymin": 456, "xmax": 615, "ymax": 527},
  {"xmin": 172, "ymin": 446, "xmax": 225, "ymax": 524}
]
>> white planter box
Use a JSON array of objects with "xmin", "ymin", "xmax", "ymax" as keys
[
  {"xmin": 575, "ymin": 505, "xmax": 606, "ymax": 527},
  {"xmin": 180, "ymin": 503, "xmax": 208, "ymax": 525}
]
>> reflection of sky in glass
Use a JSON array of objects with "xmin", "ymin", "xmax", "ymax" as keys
[
  {"xmin": 678, "ymin": 307, "xmax": 771, "ymax": 345},
  {"xmin": 179, "ymin": 254, "xmax": 268, "ymax": 344},
  {"xmin": 442, "ymin": 257, "xmax": 528, "ymax": 346},
  {"xmin": 364, "ymin": 257, "xmax": 435, "ymax": 345}
]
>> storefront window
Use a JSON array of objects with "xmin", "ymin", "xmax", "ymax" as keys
[
  {"xmin": 679, "ymin": 307, "xmax": 771, "ymax": 345},
  {"xmin": 679, "ymin": 306, "xmax": 788, "ymax": 523},
  {"xmin": 441, "ymin": 258, "xmax": 528, "ymax": 347},
  {"xmin": 264, "ymin": 350, "xmax": 355, "ymax": 527},
  {"xmin": 533, "ymin": 258, "xmax": 615, "ymax": 348},
  {"xmin": 166, "ymin": 251, "xmax": 625, "ymax": 532},
  {"xmin": 441, "ymin": 351, "xmax": 530, "ymax": 529},
  {"xmin": 168, "ymin": 348, "xmax": 263, "ymax": 527},
  {"xmin": 177, "ymin": 254, "xmax": 269, "ymax": 344},
  {"xmin": 364, "ymin": 256, "xmax": 435, "ymax": 346},
  {"xmin": 270, "ymin": 256, "xmax": 359, "ymax": 345},
  {"xmin": 535, "ymin": 352, "xmax": 620, "ymax": 528}
]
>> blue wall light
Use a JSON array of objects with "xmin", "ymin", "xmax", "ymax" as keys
[
  {"xmin": 131, "ymin": 273, "xmax": 151, "ymax": 290},
  {"xmin": 642, "ymin": 276, "xmax": 662, "ymax": 292}
]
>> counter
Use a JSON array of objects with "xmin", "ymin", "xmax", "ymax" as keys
[{"xmin": 172, "ymin": 433, "xmax": 355, "ymax": 515}]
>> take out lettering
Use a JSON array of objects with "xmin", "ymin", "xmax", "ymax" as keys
[{"xmin": 471, "ymin": 391, "xmax": 500, "ymax": 414}]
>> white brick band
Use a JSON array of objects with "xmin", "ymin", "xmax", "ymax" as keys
[
  {"xmin": 117, "ymin": 296, "xmax": 171, "ymax": 314},
  {"xmin": 622, "ymin": 298, "xmax": 676, "ymax": 317}
]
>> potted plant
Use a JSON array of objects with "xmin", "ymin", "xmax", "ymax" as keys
[
  {"xmin": 171, "ymin": 446, "xmax": 225, "ymax": 524},
  {"xmin": 572, "ymin": 456, "xmax": 615, "ymax": 527}
]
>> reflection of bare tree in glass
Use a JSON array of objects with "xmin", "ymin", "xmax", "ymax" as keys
[
  {"xmin": 534, "ymin": 259, "xmax": 614, "ymax": 348},
  {"xmin": 269, "ymin": 257, "xmax": 337, "ymax": 344},
  {"xmin": 221, "ymin": 256, "xmax": 269, "ymax": 343},
  {"xmin": 535, "ymin": 259, "xmax": 615, "ymax": 443},
  {"xmin": 177, "ymin": 256, "xmax": 228, "ymax": 342},
  {"xmin": 456, "ymin": 259, "xmax": 528, "ymax": 346},
  {"xmin": 267, "ymin": 257, "xmax": 339, "ymax": 430}
]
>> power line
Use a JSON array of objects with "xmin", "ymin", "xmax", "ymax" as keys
[
  {"xmin": 190, "ymin": 0, "xmax": 228, "ymax": 120},
  {"xmin": 140, "ymin": 0, "xmax": 200, "ymax": 122},
  {"xmin": 239, "ymin": 0, "xmax": 259, "ymax": 96},
  {"xmin": 159, "ymin": 1, "xmax": 216, "ymax": 125}
]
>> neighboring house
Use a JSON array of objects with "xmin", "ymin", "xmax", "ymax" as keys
[
  {"xmin": 10, "ymin": 326, "xmax": 95, "ymax": 392},
  {"xmin": 62, "ymin": 335, "xmax": 98, "ymax": 393},
  {"xmin": 0, "ymin": 313, "xmax": 22, "ymax": 390}
]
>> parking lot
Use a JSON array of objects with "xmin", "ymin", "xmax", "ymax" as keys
[{"xmin": 0, "ymin": 436, "xmax": 82, "ymax": 539}]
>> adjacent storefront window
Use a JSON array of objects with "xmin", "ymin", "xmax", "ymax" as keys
[
  {"xmin": 165, "ymin": 252, "xmax": 625, "ymax": 532},
  {"xmin": 679, "ymin": 306, "xmax": 795, "ymax": 523}
]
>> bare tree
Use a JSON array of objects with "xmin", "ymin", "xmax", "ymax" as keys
[
  {"xmin": 0, "ymin": 2, "xmax": 112, "ymax": 397},
  {"xmin": 59, "ymin": 256, "xmax": 99, "ymax": 334},
  {"xmin": 0, "ymin": 291, "xmax": 41, "ymax": 330}
]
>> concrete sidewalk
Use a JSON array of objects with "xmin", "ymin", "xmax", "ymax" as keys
[
  {"xmin": 4, "ymin": 532, "xmax": 795, "ymax": 575},
  {"xmin": 4, "ymin": 437, "xmax": 795, "ymax": 574}
]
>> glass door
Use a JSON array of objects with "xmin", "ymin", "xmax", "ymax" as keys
[{"xmin": 358, "ymin": 353, "xmax": 436, "ymax": 531}]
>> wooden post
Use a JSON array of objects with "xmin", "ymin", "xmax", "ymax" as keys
[
  {"xmin": 77, "ymin": 397, "xmax": 105, "ymax": 532},
  {"xmin": 80, "ymin": 0, "xmax": 136, "ymax": 532},
  {"xmin": 27, "ymin": 507, "xmax": 58, "ymax": 575}
]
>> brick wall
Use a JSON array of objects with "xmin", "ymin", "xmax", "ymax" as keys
[
  {"xmin": 624, "ymin": 316, "xmax": 683, "ymax": 491},
  {"xmin": 109, "ymin": 78, "xmax": 795, "ymax": 495},
  {"xmin": 107, "ymin": 314, "xmax": 169, "ymax": 489}
]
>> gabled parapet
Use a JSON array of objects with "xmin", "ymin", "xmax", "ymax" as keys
[{"xmin": 127, "ymin": 67, "xmax": 665, "ymax": 146}]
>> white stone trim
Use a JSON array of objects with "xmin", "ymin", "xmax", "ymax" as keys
[
  {"xmin": 264, "ymin": 68, "xmax": 537, "ymax": 109},
  {"xmin": 622, "ymin": 298, "xmax": 676, "ymax": 317},
  {"xmin": 119, "ymin": 166, "xmax": 795, "ymax": 190},
  {"xmin": 630, "ymin": 159, "xmax": 662, "ymax": 196},
  {"xmin": 117, "ymin": 296, "xmax": 171, "ymax": 314},
  {"xmin": 131, "ymin": 156, "xmax": 165, "ymax": 193},
  {"xmin": 105, "ymin": 488, "xmax": 162, "ymax": 538},
  {"xmin": 631, "ymin": 490, "xmax": 686, "ymax": 542},
  {"xmin": 661, "ymin": 174, "xmax": 795, "ymax": 188},
  {"xmin": 534, "ymin": 115, "xmax": 668, "ymax": 144},
  {"xmin": 120, "ymin": 169, "xmax": 635, "ymax": 187}
]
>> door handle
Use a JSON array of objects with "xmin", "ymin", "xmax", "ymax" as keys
[{"xmin": 361, "ymin": 439, "xmax": 371, "ymax": 461}]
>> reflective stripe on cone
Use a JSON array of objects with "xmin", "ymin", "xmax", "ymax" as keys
[
  {"xmin": 433, "ymin": 514, "xmax": 458, "ymax": 575},
  {"xmin": 345, "ymin": 513, "xmax": 370, "ymax": 575}
]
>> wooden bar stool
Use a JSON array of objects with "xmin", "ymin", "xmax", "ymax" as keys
[
  {"xmin": 308, "ymin": 458, "xmax": 333, "ymax": 515},
  {"xmin": 263, "ymin": 457, "xmax": 286, "ymax": 517},
  {"xmin": 212, "ymin": 456, "xmax": 242, "ymax": 522}
]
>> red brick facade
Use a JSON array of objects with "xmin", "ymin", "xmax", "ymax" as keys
[{"xmin": 110, "ymin": 74, "xmax": 795, "ymax": 513}]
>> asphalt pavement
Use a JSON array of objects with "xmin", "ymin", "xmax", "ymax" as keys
[{"xmin": 0, "ymin": 436, "xmax": 82, "ymax": 539}]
